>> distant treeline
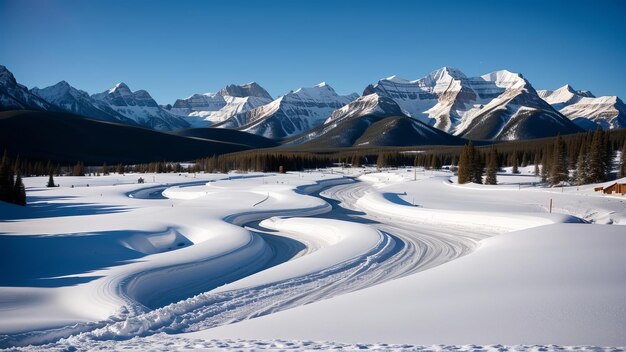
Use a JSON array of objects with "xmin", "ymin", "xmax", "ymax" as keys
[
  {"xmin": 0, "ymin": 151, "xmax": 26, "ymax": 206},
  {"xmin": 2, "ymin": 129, "xmax": 625, "ymax": 188},
  {"xmin": 194, "ymin": 128, "xmax": 626, "ymax": 186}
]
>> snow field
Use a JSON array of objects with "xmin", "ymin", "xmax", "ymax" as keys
[{"xmin": 2, "ymin": 167, "xmax": 625, "ymax": 350}]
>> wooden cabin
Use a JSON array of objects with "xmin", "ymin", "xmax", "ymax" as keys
[{"xmin": 602, "ymin": 182, "xmax": 626, "ymax": 195}]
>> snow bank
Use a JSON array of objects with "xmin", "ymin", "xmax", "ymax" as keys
[
  {"xmin": 213, "ymin": 217, "xmax": 385, "ymax": 292},
  {"xmin": 357, "ymin": 190, "xmax": 582, "ymax": 233},
  {"xmin": 192, "ymin": 224, "xmax": 626, "ymax": 346}
]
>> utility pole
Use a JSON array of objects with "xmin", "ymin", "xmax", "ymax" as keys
[{"xmin": 549, "ymin": 198, "xmax": 553, "ymax": 213}]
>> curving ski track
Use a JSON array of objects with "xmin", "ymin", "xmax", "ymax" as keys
[{"xmin": 5, "ymin": 178, "xmax": 487, "ymax": 348}]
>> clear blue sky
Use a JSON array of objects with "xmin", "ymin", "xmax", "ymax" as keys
[{"xmin": 1, "ymin": 0, "xmax": 625, "ymax": 104}]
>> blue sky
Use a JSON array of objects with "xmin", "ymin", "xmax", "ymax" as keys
[{"xmin": 1, "ymin": 0, "xmax": 625, "ymax": 104}]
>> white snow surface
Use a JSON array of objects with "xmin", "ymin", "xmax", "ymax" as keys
[{"xmin": 1, "ymin": 168, "xmax": 625, "ymax": 350}]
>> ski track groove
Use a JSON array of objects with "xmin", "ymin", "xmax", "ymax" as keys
[{"xmin": 5, "ymin": 178, "xmax": 487, "ymax": 349}]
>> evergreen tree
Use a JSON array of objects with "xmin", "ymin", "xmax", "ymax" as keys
[
  {"xmin": 430, "ymin": 154, "xmax": 441, "ymax": 170},
  {"xmin": 575, "ymin": 143, "xmax": 588, "ymax": 185},
  {"xmin": 619, "ymin": 140, "xmax": 626, "ymax": 177},
  {"xmin": 533, "ymin": 153, "xmax": 540, "ymax": 176},
  {"xmin": 376, "ymin": 153, "xmax": 386, "ymax": 168},
  {"xmin": 471, "ymin": 147, "xmax": 483, "ymax": 184},
  {"xmin": 0, "ymin": 151, "xmax": 14, "ymax": 203},
  {"xmin": 540, "ymin": 149, "xmax": 550, "ymax": 183},
  {"xmin": 13, "ymin": 172, "xmax": 26, "ymax": 206},
  {"xmin": 102, "ymin": 162, "xmax": 109, "ymax": 175},
  {"xmin": 72, "ymin": 162, "xmax": 85, "ymax": 176},
  {"xmin": 485, "ymin": 148, "xmax": 498, "ymax": 185},
  {"xmin": 511, "ymin": 152, "xmax": 520, "ymax": 174},
  {"xmin": 116, "ymin": 163, "xmax": 125, "ymax": 175},
  {"xmin": 47, "ymin": 172, "xmax": 55, "ymax": 187},
  {"xmin": 588, "ymin": 128, "xmax": 606, "ymax": 183},
  {"xmin": 13, "ymin": 155, "xmax": 21, "ymax": 175},
  {"xmin": 602, "ymin": 130, "xmax": 614, "ymax": 178},
  {"xmin": 549, "ymin": 134, "xmax": 568, "ymax": 186},
  {"xmin": 351, "ymin": 153, "xmax": 361, "ymax": 167},
  {"xmin": 457, "ymin": 142, "xmax": 473, "ymax": 184}
]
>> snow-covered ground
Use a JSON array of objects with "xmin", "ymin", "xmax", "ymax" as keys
[{"xmin": 1, "ymin": 167, "xmax": 625, "ymax": 350}]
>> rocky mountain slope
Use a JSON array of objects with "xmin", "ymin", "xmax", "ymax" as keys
[
  {"xmin": 165, "ymin": 82, "xmax": 273, "ymax": 126},
  {"xmin": 214, "ymin": 83, "xmax": 358, "ymax": 139},
  {"xmin": 31, "ymin": 81, "xmax": 138, "ymax": 125},
  {"xmin": 0, "ymin": 65, "xmax": 59, "ymax": 112},
  {"xmin": 538, "ymin": 85, "xmax": 626, "ymax": 130},
  {"xmin": 358, "ymin": 67, "xmax": 581, "ymax": 140},
  {"xmin": 91, "ymin": 83, "xmax": 189, "ymax": 131},
  {"xmin": 288, "ymin": 94, "xmax": 463, "ymax": 148}
]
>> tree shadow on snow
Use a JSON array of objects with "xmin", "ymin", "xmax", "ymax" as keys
[
  {"xmin": 0, "ymin": 230, "xmax": 157, "ymax": 288},
  {"xmin": 1, "ymin": 195, "xmax": 130, "ymax": 221},
  {"xmin": 382, "ymin": 192, "xmax": 415, "ymax": 206}
]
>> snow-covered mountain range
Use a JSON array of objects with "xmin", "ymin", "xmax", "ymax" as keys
[
  {"xmin": 538, "ymin": 85, "xmax": 626, "ymax": 130},
  {"xmin": 0, "ymin": 65, "xmax": 189, "ymax": 131},
  {"xmin": 213, "ymin": 83, "xmax": 359, "ymax": 139},
  {"xmin": 287, "ymin": 94, "xmax": 460, "ymax": 147},
  {"xmin": 31, "ymin": 81, "xmax": 138, "ymax": 126},
  {"xmin": 165, "ymin": 82, "xmax": 273, "ymax": 126},
  {"xmin": 91, "ymin": 83, "xmax": 189, "ymax": 131},
  {"xmin": 1, "ymin": 64, "xmax": 623, "ymax": 142},
  {"xmin": 355, "ymin": 67, "xmax": 581, "ymax": 140},
  {"xmin": 0, "ymin": 65, "xmax": 58, "ymax": 113}
]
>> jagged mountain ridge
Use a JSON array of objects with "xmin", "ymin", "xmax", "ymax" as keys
[
  {"xmin": 214, "ymin": 83, "xmax": 359, "ymax": 139},
  {"xmin": 360, "ymin": 67, "xmax": 582, "ymax": 140},
  {"xmin": 287, "ymin": 94, "xmax": 463, "ymax": 148},
  {"xmin": 166, "ymin": 82, "xmax": 273, "ymax": 126},
  {"xmin": 1, "ymin": 64, "xmax": 621, "ymax": 143},
  {"xmin": 91, "ymin": 83, "xmax": 189, "ymax": 131},
  {"xmin": 538, "ymin": 85, "xmax": 626, "ymax": 130},
  {"xmin": 30, "ymin": 81, "xmax": 139, "ymax": 126},
  {"xmin": 0, "ymin": 65, "xmax": 59, "ymax": 113}
]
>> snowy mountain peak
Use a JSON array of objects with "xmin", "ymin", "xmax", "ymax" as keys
[
  {"xmin": 54, "ymin": 80, "xmax": 71, "ymax": 89},
  {"xmin": 133, "ymin": 89, "xmax": 154, "ymax": 100},
  {"xmin": 218, "ymin": 82, "xmax": 272, "ymax": 100},
  {"xmin": 0, "ymin": 65, "xmax": 18, "ymax": 86},
  {"xmin": 31, "ymin": 80, "xmax": 78, "ymax": 100},
  {"xmin": 429, "ymin": 66, "xmax": 466, "ymax": 80},
  {"xmin": 215, "ymin": 82, "xmax": 359, "ymax": 139},
  {"xmin": 291, "ymin": 82, "xmax": 340, "ymax": 98},
  {"xmin": 480, "ymin": 70, "xmax": 527, "ymax": 90},
  {"xmin": 108, "ymin": 82, "xmax": 132, "ymax": 94},
  {"xmin": 537, "ymin": 83, "xmax": 626, "ymax": 130},
  {"xmin": 87, "ymin": 82, "xmax": 189, "ymax": 130},
  {"xmin": 383, "ymin": 75, "xmax": 409, "ymax": 83},
  {"xmin": 0, "ymin": 65, "xmax": 58, "ymax": 112}
]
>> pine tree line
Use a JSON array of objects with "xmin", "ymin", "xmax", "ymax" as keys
[
  {"xmin": 2, "ymin": 128, "xmax": 625, "ymax": 184},
  {"xmin": 0, "ymin": 151, "xmax": 26, "ymax": 206}
]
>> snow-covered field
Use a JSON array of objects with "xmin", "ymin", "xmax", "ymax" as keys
[{"xmin": 1, "ymin": 167, "xmax": 625, "ymax": 351}]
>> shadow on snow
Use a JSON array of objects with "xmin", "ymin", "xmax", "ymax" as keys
[{"xmin": 0, "ymin": 229, "xmax": 163, "ymax": 288}]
